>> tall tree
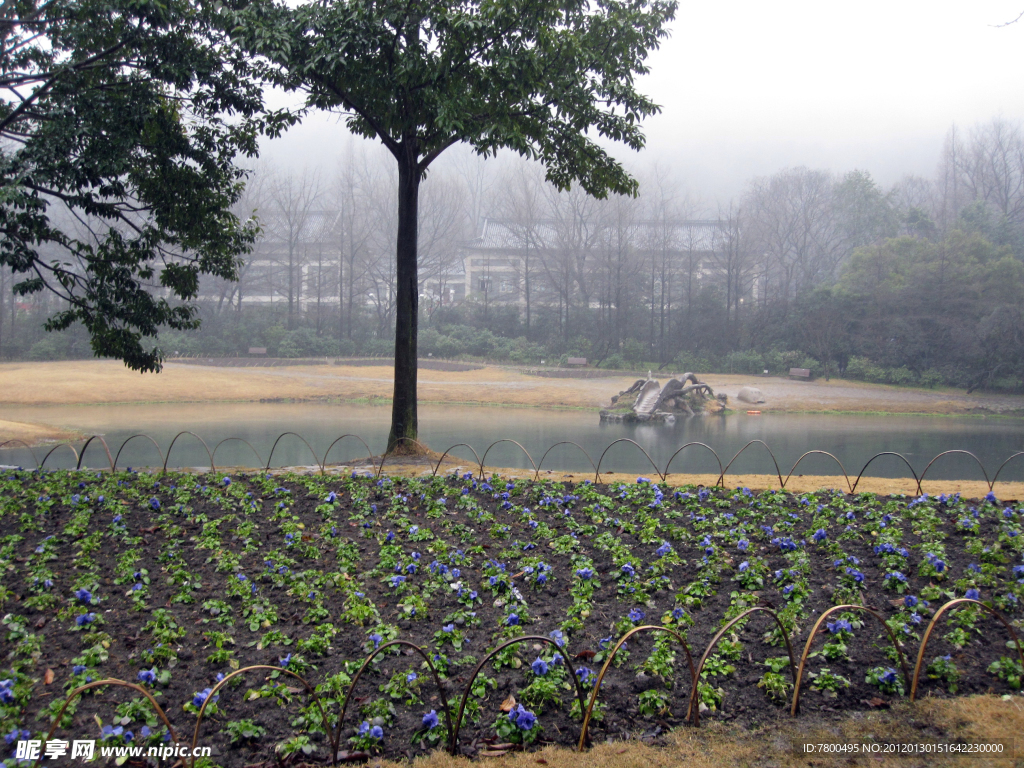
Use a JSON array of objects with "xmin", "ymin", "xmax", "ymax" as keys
[
  {"xmin": 232, "ymin": 0, "xmax": 676, "ymax": 451},
  {"xmin": 0, "ymin": 0, "xmax": 285, "ymax": 371}
]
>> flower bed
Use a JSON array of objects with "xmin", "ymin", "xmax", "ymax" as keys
[{"xmin": 2, "ymin": 469, "xmax": 1024, "ymax": 766}]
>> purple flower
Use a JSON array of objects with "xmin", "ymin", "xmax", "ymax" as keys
[
  {"xmin": 509, "ymin": 703, "xmax": 537, "ymax": 731},
  {"xmin": 531, "ymin": 657, "xmax": 549, "ymax": 676},
  {"xmin": 506, "ymin": 614, "xmax": 520, "ymax": 626},
  {"xmin": 370, "ymin": 725, "xmax": 384, "ymax": 740},
  {"xmin": 192, "ymin": 688, "xmax": 217, "ymax": 708},
  {"xmin": 75, "ymin": 588, "xmax": 93, "ymax": 604},
  {"xmin": 149, "ymin": 497, "xmax": 160, "ymax": 510},
  {"xmin": 549, "ymin": 630, "xmax": 565, "ymax": 648},
  {"xmin": 137, "ymin": 668, "xmax": 157, "ymax": 684},
  {"xmin": 76, "ymin": 613, "xmax": 96, "ymax": 626},
  {"xmin": 826, "ymin": 619, "xmax": 852, "ymax": 634},
  {"xmin": 621, "ymin": 564, "xmax": 635, "ymax": 578},
  {"xmin": 575, "ymin": 666, "xmax": 597, "ymax": 686},
  {"xmin": 575, "ymin": 568, "xmax": 594, "ymax": 580},
  {"xmin": 422, "ymin": 710, "xmax": 439, "ymax": 730},
  {"xmin": 904, "ymin": 595, "xmax": 918, "ymax": 608},
  {"xmin": 738, "ymin": 561, "xmax": 749, "ymax": 572},
  {"xmin": 812, "ymin": 529, "xmax": 827, "ymax": 543},
  {"xmin": 655, "ymin": 542, "xmax": 673, "ymax": 557},
  {"xmin": 965, "ymin": 588, "xmax": 980, "ymax": 600},
  {"xmin": 627, "ymin": 608, "xmax": 646, "ymax": 623}
]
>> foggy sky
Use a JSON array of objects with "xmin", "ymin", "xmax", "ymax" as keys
[{"xmin": 260, "ymin": 0, "xmax": 1024, "ymax": 202}]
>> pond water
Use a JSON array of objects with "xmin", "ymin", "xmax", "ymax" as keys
[{"xmin": 1, "ymin": 402, "xmax": 1023, "ymax": 483}]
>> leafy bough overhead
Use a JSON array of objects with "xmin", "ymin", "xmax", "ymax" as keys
[
  {"xmin": 226, "ymin": 0, "xmax": 677, "ymax": 450},
  {"xmin": 0, "ymin": 0, "xmax": 292, "ymax": 372}
]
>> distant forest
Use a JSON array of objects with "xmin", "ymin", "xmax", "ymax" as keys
[{"xmin": 5, "ymin": 117, "xmax": 1024, "ymax": 393}]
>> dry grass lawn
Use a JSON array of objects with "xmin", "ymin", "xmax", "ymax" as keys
[
  {"xmin": 1, "ymin": 360, "xmax": 1022, "ymax": 415},
  {"xmin": 0, "ymin": 418, "xmax": 82, "ymax": 447}
]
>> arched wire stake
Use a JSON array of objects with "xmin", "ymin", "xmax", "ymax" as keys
[
  {"xmin": 339, "ymin": 641, "xmax": 452, "ymax": 757},
  {"xmin": 212, "ymin": 437, "xmax": 265, "ymax": 471},
  {"xmin": 661, "ymin": 442, "xmax": 723, "ymax": 484},
  {"xmin": 783, "ymin": 451, "xmax": 851, "ymax": 492},
  {"xmin": 113, "ymin": 434, "xmax": 165, "ymax": 471},
  {"xmin": 375, "ymin": 437, "xmax": 433, "ymax": 479},
  {"xmin": 40, "ymin": 443, "xmax": 79, "ymax": 470},
  {"xmin": 718, "ymin": 440, "xmax": 784, "ymax": 488},
  {"xmin": 594, "ymin": 438, "xmax": 663, "ymax": 483},
  {"xmin": 790, "ymin": 604, "xmax": 911, "ymax": 716},
  {"xmin": 450, "ymin": 636, "xmax": 586, "ymax": 755},
  {"xmin": 31, "ymin": 680, "xmax": 177, "ymax": 768},
  {"xmin": 265, "ymin": 432, "xmax": 322, "ymax": 475},
  {"xmin": 918, "ymin": 450, "xmax": 991, "ymax": 492},
  {"xmin": 479, "ymin": 439, "xmax": 538, "ymax": 479},
  {"xmin": 162, "ymin": 431, "xmax": 214, "ymax": 474},
  {"xmin": 851, "ymin": 452, "xmax": 920, "ymax": 494},
  {"xmin": 685, "ymin": 607, "xmax": 796, "ymax": 727},
  {"xmin": 190, "ymin": 665, "xmax": 332, "ymax": 767},
  {"xmin": 0, "ymin": 439, "xmax": 39, "ymax": 468},
  {"xmin": 577, "ymin": 625, "xmax": 696, "ymax": 750},
  {"xmin": 430, "ymin": 443, "xmax": 482, "ymax": 478},
  {"xmin": 322, "ymin": 434, "xmax": 376, "ymax": 474},
  {"xmin": 77, "ymin": 435, "xmax": 114, "ymax": 471},
  {"xmin": 910, "ymin": 598, "xmax": 1024, "ymax": 701},
  {"xmin": 534, "ymin": 441, "xmax": 598, "ymax": 481},
  {"xmin": 990, "ymin": 452, "xmax": 1024, "ymax": 493}
]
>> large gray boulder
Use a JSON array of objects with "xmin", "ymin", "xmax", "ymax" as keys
[{"xmin": 737, "ymin": 386, "xmax": 766, "ymax": 404}]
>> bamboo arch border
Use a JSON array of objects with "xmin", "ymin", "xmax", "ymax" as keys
[
  {"xmin": 337, "ymin": 640, "xmax": 452, "ymax": 755},
  {"xmin": 26, "ymin": 601, "xmax": 1024, "ymax": 765},
  {"xmin": 212, "ymin": 437, "xmax": 265, "ymax": 470},
  {"xmin": 163, "ymin": 432, "xmax": 214, "ymax": 474},
  {"xmin": 576, "ymin": 625, "xmax": 697, "ymax": 750},
  {"xmin": 684, "ymin": 606, "xmax": 797, "ymax": 727},
  {"xmin": 30, "ymin": 679, "xmax": 179, "ymax": 768},
  {"xmin": 450, "ymin": 635, "xmax": 588, "ymax": 753},
  {"xmin": 910, "ymin": 598, "xmax": 1024, "ymax": 701},
  {"xmin": 789, "ymin": 604, "xmax": 912, "ymax": 716},
  {"xmin": 77, "ymin": 435, "xmax": 114, "ymax": 470},
  {"xmin": 1, "ymin": 435, "xmax": 1020, "ymax": 495}
]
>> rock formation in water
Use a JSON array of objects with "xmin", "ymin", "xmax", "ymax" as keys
[{"xmin": 601, "ymin": 372, "xmax": 725, "ymax": 423}]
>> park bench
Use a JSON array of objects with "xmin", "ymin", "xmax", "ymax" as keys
[
  {"xmin": 566, "ymin": 357, "xmax": 588, "ymax": 367},
  {"xmin": 248, "ymin": 347, "xmax": 267, "ymax": 355},
  {"xmin": 789, "ymin": 367, "xmax": 811, "ymax": 380}
]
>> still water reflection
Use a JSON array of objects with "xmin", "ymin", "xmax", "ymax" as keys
[{"xmin": 1, "ymin": 402, "xmax": 1022, "ymax": 481}]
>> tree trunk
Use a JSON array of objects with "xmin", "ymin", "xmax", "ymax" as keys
[{"xmin": 387, "ymin": 150, "xmax": 420, "ymax": 452}]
